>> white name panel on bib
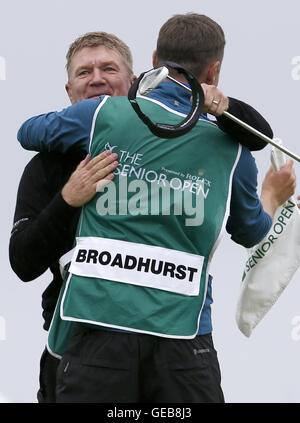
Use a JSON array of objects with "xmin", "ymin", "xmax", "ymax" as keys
[{"xmin": 69, "ymin": 237, "xmax": 204, "ymax": 296}]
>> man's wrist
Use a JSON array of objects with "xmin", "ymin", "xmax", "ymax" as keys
[
  {"xmin": 61, "ymin": 186, "xmax": 81, "ymax": 208},
  {"xmin": 260, "ymin": 191, "xmax": 279, "ymax": 219}
]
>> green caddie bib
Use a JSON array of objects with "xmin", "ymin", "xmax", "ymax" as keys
[{"xmin": 48, "ymin": 94, "xmax": 240, "ymax": 356}]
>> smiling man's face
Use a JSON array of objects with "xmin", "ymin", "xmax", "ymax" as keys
[{"xmin": 66, "ymin": 45, "xmax": 135, "ymax": 104}]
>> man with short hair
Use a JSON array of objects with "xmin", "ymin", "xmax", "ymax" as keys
[
  {"xmin": 10, "ymin": 32, "xmax": 135, "ymax": 403},
  {"xmin": 12, "ymin": 21, "xmax": 287, "ymax": 403},
  {"xmin": 65, "ymin": 32, "xmax": 135, "ymax": 103}
]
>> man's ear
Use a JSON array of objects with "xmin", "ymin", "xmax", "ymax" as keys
[
  {"xmin": 130, "ymin": 74, "xmax": 137, "ymax": 85},
  {"xmin": 204, "ymin": 60, "xmax": 221, "ymax": 86},
  {"xmin": 65, "ymin": 83, "xmax": 74, "ymax": 104},
  {"xmin": 152, "ymin": 51, "xmax": 157, "ymax": 68}
]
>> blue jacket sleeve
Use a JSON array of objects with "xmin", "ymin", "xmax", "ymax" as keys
[
  {"xmin": 17, "ymin": 98, "xmax": 104, "ymax": 153},
  {"xmin": 226, "ymin": 146, "xmax": 272, "ymax": 248}
]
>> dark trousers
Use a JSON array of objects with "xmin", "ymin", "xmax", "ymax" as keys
[
  {"xmin": 56, "ymin": 326, "xmax": 224, "ymax": 403},
  {"xmin": 37, "ymin": 347, "xmax": 60, "ymax": 403}
]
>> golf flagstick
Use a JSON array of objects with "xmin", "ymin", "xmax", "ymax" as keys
[{"xmin": 138, "ymin": 66, "xmax": 300, "ymax": 163}]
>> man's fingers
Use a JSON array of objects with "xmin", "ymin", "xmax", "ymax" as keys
[
  {"xmin": 212, "ymin": 97, "xmax": 229, "ymax": 116},
  {"xmin": 92, "ymin": 160, "xmax": 119, "ymax": 181},
  {"xmin": 201, "ymin": 83, "xmax": 229, "ymax": 116},
  {"xmin": 281, "ymin": 160, "xmax": 296, "ymax": 183},
  {"xmin": 96, "ymin": 173, "xmax": 115, "ymax": 192},
  {"xmin": 87, "ymin": 152, "xmax": 118, "ymax": 175},
  {"xmin": 284, "ymin": 158, "xmax": 294, "ymax": 168},
  {"xmin": 77, "ymin": 154, "xmax": 91, "ymax": 169},
  {"xmin": 85, "ymin": 150, "xmax": 111, "ymax": 169},
  {"xmin": 85, "ymin": 150, "xmax": 115, "ymax": 171}
]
